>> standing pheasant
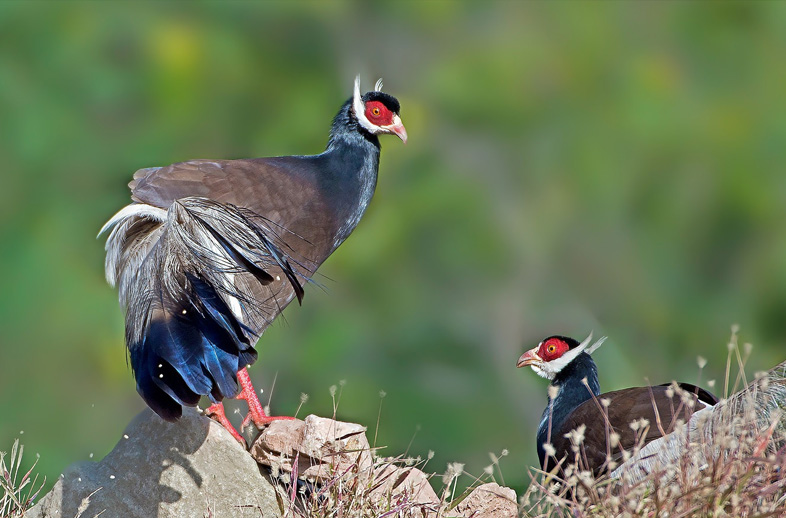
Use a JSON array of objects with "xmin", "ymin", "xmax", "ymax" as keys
[{"xmin": 100, "ymin": 77, "xmax": 406, "ymax": 442}]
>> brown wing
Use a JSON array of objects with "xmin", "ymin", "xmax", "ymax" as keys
[
  {"xmin": 120, "ymin": 157, "xmax": 350, "ymax": 343},
  {"xmin": 129, "ymin": 157, "xmax": 343, "ymax": 276},
  {"xmin": 552, "ymin": 385, "xmax": 703, "ymax": 475},
  {"xmin": 132, "ymin": 158, "xmax": 318, "ymax": 226}
]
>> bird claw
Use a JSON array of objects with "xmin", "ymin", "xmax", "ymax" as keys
[
  {"xmin": 206, "ymin": 368, "xmax": 298, "ymax": 444},
  {"xmin": 205, "ymin": 402, "xmax": 247, "ymax": 447}
]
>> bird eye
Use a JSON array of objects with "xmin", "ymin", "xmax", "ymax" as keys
[
  {"xmin": 547, "ymin": 344, "xmax": 556, "ymax": 354},
  {"xmin": 372, "ymin": 107, "xmax": 381, "ymax": 117}
]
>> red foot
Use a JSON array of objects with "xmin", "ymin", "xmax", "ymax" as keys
[
  {"xmin": 205, "ymin": 368, "xmax": 296, "ymax": 445},
  {"xmin": 205, "ymin": 401, "xmax": 245, "ymax": 445},
  {"xmin": 235, "ymin": 367, "xmax": 297, "ymax": 429}
]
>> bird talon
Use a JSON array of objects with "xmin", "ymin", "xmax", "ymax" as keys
[
  {"xmin": 240, "ymin": 412, "xmax": 253, "ymax": 432},
  {"xmin": 205, "ymin": 402, "xmax": 247, "ymax": 446}
]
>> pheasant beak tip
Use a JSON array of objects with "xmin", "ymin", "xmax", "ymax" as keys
[
  {"xmin": 385, "ymin": 114, "xmax": 407, "ymax": 144},
  {"xmin": 392, "ymin": 122, "xmax": 408, "ymax": 144},
  {"xmin": 517, "ymin": 348, "xmax": 542, "ymax": 369}
]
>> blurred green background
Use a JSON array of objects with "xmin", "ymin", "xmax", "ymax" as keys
[{"xmin": 1, "ymin": 0, "xmax": 785, "ymax": 497}]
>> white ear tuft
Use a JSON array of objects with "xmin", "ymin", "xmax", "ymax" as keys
[
  {"xmin": 354, "ymin": 75, "xmax": 362, "ymax": 102},
  {"xmin": 374, "ymin": 78, "xmax": 384, "ymax": 91},
  {"xmin": 585, "ymin": 334, "xmax": 608, "ymax": 355}
]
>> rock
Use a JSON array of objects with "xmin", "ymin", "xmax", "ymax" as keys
[
  {"xmin": 250, "ymin": 414, "xmax": 373, "ymax": 482},
  {"xmin": 369, "ymin": 463, "xmax": 440, "ymax": 516},
  {"xmin": 27, "ymin": 408, "xmax": 281, "ymax": 518},
  {"xmin": 27, "ymin": 410, "xmax": 504, "ymax": 518},
  {"xmin": 450, "ymin": 482, "xmax": 518, "ymax": 518}
]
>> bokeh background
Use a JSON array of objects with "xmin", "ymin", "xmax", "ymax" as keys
[{"xmin": 1, "ymin": 1, "xmax": 785, "ymax": 497}]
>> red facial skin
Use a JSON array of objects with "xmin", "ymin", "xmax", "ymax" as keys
[
  {"xmin": 538, "ymin": 337, "xmax": 570, "ymax": 362},
  {"xmin": 364, "ymin": 101, "xmax": 394, "ymax": 126}
]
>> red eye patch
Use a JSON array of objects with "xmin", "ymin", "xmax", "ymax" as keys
[
  {"xmin": 539, "ymin": 338, "xmax": 569, "ymax": 361},
  {"xmin": 365, "ymin": 101, "xmax": 393, "ymax": 126}
]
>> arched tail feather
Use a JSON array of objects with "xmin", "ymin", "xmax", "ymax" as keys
[{"xmin": 106, "ymin": 197, "xmax": 308, "ymax": 420}]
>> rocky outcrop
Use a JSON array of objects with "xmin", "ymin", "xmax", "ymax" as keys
[
  {"xmin": 27, "ymin": 409, "xmax": 519, "ymax": 518},
  {"xmin": 26, "ymin": 408, "xmax": 281, "ymax": 518}
]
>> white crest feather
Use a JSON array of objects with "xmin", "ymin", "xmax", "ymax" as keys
[
  {"xmin": 353, "ymin": 75, "xmax": 362, "ymax": 108},
  {"xmin": 374, "ymin": 78, "xmax": 384, "ymax": 91},
  {"xmin": 585, "ymin": 333, "xmax": 608, "ymax": 355}
]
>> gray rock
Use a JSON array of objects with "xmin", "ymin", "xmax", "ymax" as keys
[
  {"xmin": 27, "ymin": 408, "xmax": 281, "ymax": 518},
  {"xmin": 250, "ymin": 415, "xmax": 373, "ymax": 483},
  {"xmin": 451, "ymin": 482, "xmax": 518, "ymax": 518},
  {"xmin": 369, "ymin": 464, "xmax": 440, "ymax": 517}
]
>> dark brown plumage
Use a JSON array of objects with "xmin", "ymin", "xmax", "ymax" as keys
[{"xmin": 100, "ymin": 78, "xmax": 406, "ymax": 440}]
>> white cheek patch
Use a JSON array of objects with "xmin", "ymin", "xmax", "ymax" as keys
[
  {"xmin": 530, "ymin": 364, "xmax": 552, "ymax": 380},
  {"xmin": 353, "ymin": 75, "xmax": 382, "ymax": 134},
  {"xmin": 544, "ymin": 351, "xmax": 581, "ymax": 377}
]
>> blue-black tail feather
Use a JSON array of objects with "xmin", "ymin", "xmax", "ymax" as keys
[
  {"xmin": 130, "ymin": 273, "xmax": 264, "ymax": 422},
  {"xmin": 108, "ymin": 197, "xmax": 312, "ymax": 422}
]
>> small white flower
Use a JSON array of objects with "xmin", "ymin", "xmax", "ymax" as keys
[{"xmin": 564, "ymin": 424, "xmax": 586, "ymax": 446}]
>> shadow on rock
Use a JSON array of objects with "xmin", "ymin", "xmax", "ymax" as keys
[{"xmin": 27, "ymin": 408, "xmax": 280, "ymax": 518}]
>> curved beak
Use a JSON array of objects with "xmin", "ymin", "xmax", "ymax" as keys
[
  {"xmin": 517, "ymin": 346, "xmax": 543, "ymax": 369},
  {"xmin": 382, "ymin": 114, "xmax": 408, "ymax": 144}
]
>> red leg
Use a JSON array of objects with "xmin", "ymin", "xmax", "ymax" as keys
[
  {"xmin": 235, "ymin": 367, "xmax": 297, "ymax": 429},
  {"xmin": 204, "ymin": 367, "xmax": 295, "ymax": 444},
  {"xmin": 205, "ymin": 402, "xmax": 245, "ymax": 445}
]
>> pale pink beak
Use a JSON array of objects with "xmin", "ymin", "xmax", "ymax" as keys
[
  {"xmin": 383, "ymin": 114, "xmax": 407, "ymax": 144},
  {"xmin": 517, "ymin": 346, "xmax": 543, "ymax": 369}
]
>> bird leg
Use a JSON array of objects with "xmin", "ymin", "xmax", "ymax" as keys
[
  {"xmin": 235, "ymin": 367, "xmax": 297, "ymax": 430},
  {"xmin": 204, "ymin": 367, "xmax": 296, "ymax": 445}
]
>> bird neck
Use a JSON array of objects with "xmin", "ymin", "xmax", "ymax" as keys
[
  {"xmin": 537, "ymin": 352, "xmax": 601, "ymax": 465},
  {"xmin": 326, "ymin": 99, "xmax": 382, "ymax": 152},
  {"xmin": 316, "ymin": 99, "xmax": 382, "ymax": 248}
]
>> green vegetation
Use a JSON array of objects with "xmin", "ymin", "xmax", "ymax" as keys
[{"xmin": 1, "ymin": 0, "xmax": 785, "ymax": 502}]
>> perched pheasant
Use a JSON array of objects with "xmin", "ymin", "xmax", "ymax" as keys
[
  {"xmin": 518, "ymin": 333, "xmax": 718, "ymax": 474},
  {"xmin": 101, "ymin": 77, "xmax": 406, "ymax": 443}
]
